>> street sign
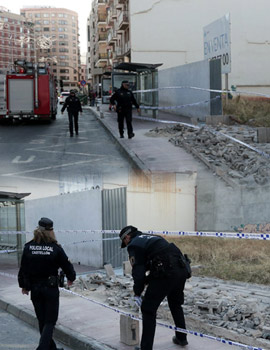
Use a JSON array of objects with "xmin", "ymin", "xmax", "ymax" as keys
[
  {"xmin": 203, "ymin": 14, "xmax": 231, "ymax": 74},
  {"xmin": 80, "ymin": 80, "xmax": 86, "ymax": 86}
]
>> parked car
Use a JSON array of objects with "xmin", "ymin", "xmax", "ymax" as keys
[{"xmin": 59, "ymin": 91, "xmax": 69, "ymax": 104}]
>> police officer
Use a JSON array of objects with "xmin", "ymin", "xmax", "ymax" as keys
[
  {"xmin": 61, "ymin": 90, "xmax": 82, "ymax": 137},
  {"xmin": 18, "ymin": 217, "xmax": 76, "ymax": 350},
  {"xmin": 119, "ymin": 226, "xmax": 189, "ymax": 350},
  {"xmin": 110, "ymin": 81, "xmax": 141, "ymax": 139}
]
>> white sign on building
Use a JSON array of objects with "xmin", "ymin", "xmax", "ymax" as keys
[{"xmin": 203, "ymin": 13, "xmax": 231, "ymax": 74}]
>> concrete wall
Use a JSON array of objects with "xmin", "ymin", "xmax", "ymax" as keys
[
  {"xmin": 158, "ymin": 60, "xmax": 210, "ymax": 119},
  {"xmin": 126, "ymin": 172, "xmax": 197, "ymax": 232},
  {"xmin": 24, "ymin": 189, "xmax": 103, "ymax": 267},
  {"xmin": 130, "ymin": 0, "xmax": 270, "ymax": 93}
]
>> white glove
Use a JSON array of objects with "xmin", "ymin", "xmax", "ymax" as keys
[{"xmin": 134, "ymin": 296, "xmax": 142, "ymax": 307}]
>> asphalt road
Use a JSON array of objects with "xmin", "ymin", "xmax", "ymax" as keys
[
  {"xmin": 0, "ymin": 106, "xmax": 133, "ymax": 198},
  {"xmin": 0, "ymin": 308, "xmax": 74, "ymax": 350}
]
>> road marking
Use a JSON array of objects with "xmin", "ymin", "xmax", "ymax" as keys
[
  {"xmin": 24, "ymin": 148, "xmax": 111, "ymax": 158},
  {"xmin": 26, "ymin": 140, "xmax": 91, "ymax": 151},
  {"xmin": 12, "ymin": 156, "xmax": 35, "ymax": 164},
  {"xmin": 0, "ymin": 345, "xmax": 35, "ymax": 349},
  {"xmin": 1, "ymin": 159, "xmax": 99, "ymax": 176},
  {"xmin": 29, "ymin": 139, "xmax": 46, "ymax": 144}
]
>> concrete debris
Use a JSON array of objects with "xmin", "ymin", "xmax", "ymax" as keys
[
  {"xmin": 149, "ymin": 124, "xmax": 270, "ymax": 186},
  {"xmin": 70, "ymin": 273, "xmax": 270, "ymax": 345}
]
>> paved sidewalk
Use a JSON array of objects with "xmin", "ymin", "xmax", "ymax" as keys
[
  {"xmin": 0, "ymin": 265, "xmax": 234, "ymax": 350},
  {"xmin": 88, "ymin": 105, "xmax": 199, "ymax": 175}
]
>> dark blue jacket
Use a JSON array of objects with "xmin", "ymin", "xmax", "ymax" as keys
[
  {"xmin": 18, "ymin": 240, "xmax": 76, "ymax": 290},
  {"xmin": 127, "ymin": 234, "xmax": 176, "ymax": 296}
]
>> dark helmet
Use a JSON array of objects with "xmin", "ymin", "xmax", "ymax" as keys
[
  {"xmin": 119, "ymin": 225, "xmax": 137, "ymax": 248},
  {"xmin": 38, "ymin": 217, "xmax": 53, "ymax": 231}
]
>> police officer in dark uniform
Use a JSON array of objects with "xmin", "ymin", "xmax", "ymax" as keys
[
  {"xmin": 61, "ymin": 90, "xmax": 82, "ymax": 137},
  {"xmin": 110, "ymin": 81, "xmax": 141, "ymax": 139},
  {"xmin": 18, "ymin": 217, "xmax": 76, "ymax": 350},
  {"xmin": 119, "ymin": 225, "xmax": 189, "ymax": 350}
]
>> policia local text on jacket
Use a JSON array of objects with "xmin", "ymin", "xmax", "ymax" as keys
[
  {"xmin": 61, "ymin": 90, "xmax": 82, "ymax": 137},
  {"xmin": 110, "ymin": 81, "xmax": 140, "ymax": 139},
  {"xmin": 119, "ymin": 226, "xmax": 189, "ymax": 350},
  {"xmin": 18, "ymin": 217, "xmax": 76, "ymax": 350}
]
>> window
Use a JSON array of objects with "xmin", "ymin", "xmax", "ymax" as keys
[
  {"xmin": 43, "ymin": 27, "xmax": 50, "ymax": 32},
  {"xmin": 35, "ymin": 14, "xmax": 41, "ymax": 18},
  {"xmin": 35, "ymin": 20, "xmax": 41, "ymax": 25},
  {"xmin": 58, "ymin": 20, "xmax": 68, "ymax": 25},
  {"xmin": 43, "ymin": 14, "xmax": 49, "ymax": 17},
  {"xmin": 59, "ymin": 41, "xmax": 68, "ymax": 46},
  {"xmin": 43, "ymin": 20, "xmax": 50, "ymax": 25}
]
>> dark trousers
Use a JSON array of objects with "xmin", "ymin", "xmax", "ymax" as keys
[
  {"xmin": 140, "ymin": 269, "xmax": 187, "ymax": 350},
  {"xmin": 117, "ymin": 110, "xmax": 133, "ymax": 137},
  {"xmin": 31, "ymin": 285, "xmax": 59, "ymax": 350},
  {"xmin": 68, "ymin": 111, "xmax": 79, "ymax": 135}
]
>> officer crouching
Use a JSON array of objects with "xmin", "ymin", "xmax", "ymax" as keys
[
  {"xmin": 120, "ymin": 226, "xmax": 189, "ymax": 350},
  {"xmin": 18, "ymin": 217, "xmax": 76, "ymax": 350}
]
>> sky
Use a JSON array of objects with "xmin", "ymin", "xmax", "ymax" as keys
[{"xmin": 0, "ymin": 1, "xmax": 92, "ymax": 54}]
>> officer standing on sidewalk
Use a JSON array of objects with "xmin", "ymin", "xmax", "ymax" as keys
[
  {"xmin": 119, "ymin": 226, "xmax": 189, "ymax": 350},
  {"xmin": 18, "ymin": 217, "xmax": 76, "ymax": 350},
  {"xmin": 110, "ymin": 81, "xmax": 141, "ymax": 139},
  {"xmin": 61, "ymin": 90, "xmax": 82, "ymax": 137}
]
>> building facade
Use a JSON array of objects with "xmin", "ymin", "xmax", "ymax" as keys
[
  {"xmin": 87, "ymin": 0, "xmax": 130, "ymax": 93},
  {"xmin": 87, "ymin": 0, "xmax": 270, "ymax": 95},
  {"xmin": 129, "ymin": 0, "xmax": 270, "ymax": 94},
  {"xmin": 20, "ymin": 6, "xmax": 81, "ymax": 91},
  {"xmin": 0, "ymin": 7, "xmax": 35, "ymax": 71}
]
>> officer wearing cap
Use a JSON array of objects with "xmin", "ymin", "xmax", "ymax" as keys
[
  {"xmin": 110, "ymin": 81, "xmax": 141, "ymax": 139},
  {"xmin": 18, "ymin": 217, "xmax": 76, "ymax": 350},
  {"xmin": 119, "ymin": 225, "xmax": 189, "ymax": 350},
  {"xmin": 61, "ymin": 90, "xmax": 82, "ymax": 137}
]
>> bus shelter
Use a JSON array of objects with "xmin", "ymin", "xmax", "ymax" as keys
[
  {"xmin": 0, "ymin": 191, "xmax": 30, "ymax": 265},
  {"xmin": 102, "ymin": 62, "xmax": 162, "ymax": 117}
]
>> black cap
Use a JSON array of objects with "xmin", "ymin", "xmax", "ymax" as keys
[
  {"xmin": 119, "ymin": 225, "xmax": 137, "ymax": 248},
  {"xmin": 70, "ymin": 89, "xmax": 75, "ymax": 93},
  {"xmin": 122, "ymin": 80, "xmax": 129, "ymax": 84},
  {"xmin": 38, "ymin": 217, "xmax": 53, "ymax": 231}
]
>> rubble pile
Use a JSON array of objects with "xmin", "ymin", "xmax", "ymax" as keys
[
  {"xmin": 70, "ymin": 272, "xmax": 270, "ymax": 344},
  {"xmin": 150, "ymin": 124, "xmax": 270, "ymax": 186}
]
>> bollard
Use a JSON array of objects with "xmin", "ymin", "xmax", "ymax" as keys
[
  {"xmin": 120, "ymin": 314, "xmax": 140, "ymax": 346},
  {"xmin": 100, "ymin": 112, "xmax": 104, "ymax": 119},
  {"xmin": 97, "ymin": 105, "xmax": 100, "ymax": 111},
  {"xmin": 123, "ymin": 260, "xmax": 132, "ymax": 276}
]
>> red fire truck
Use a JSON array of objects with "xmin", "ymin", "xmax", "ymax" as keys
[{"xmin": 0, "ymin": 61, "xmax": 58, "ymax": 122}]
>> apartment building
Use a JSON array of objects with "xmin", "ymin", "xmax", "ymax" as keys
[
  {"xmin": 87, "ymin": 0, "xmax": 130, "ymax": 92},
  {"xmin": 20, "ymin": 6, "xmax": 81, "ymax": 90},
  {"xmin": 0, "ymin": 7, "xmax": 35, "ymax": 70}
]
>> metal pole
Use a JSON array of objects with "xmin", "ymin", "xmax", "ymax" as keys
[
  {"xmin": 16, "ymin": 202, "xmax": 22, "ymax": 267},
  {"xmin": 225, "ymin": 73, "xmax": 229, "ymax": 105}
]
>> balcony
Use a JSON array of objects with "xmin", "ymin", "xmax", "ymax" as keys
[
  {"xmin": 107, "ymin": 29, "xmax": 117, "ymax": 44},
  {"xmin": 97, "ymin": 14, "xmax": 107, "ymax": 26},
  {"xmin": 117, "ymin": 10, "xmax": 129, "ymax": 30},
  {"xmin": 98, "ymin": 33, "xmax": 107, "ymax": 42},
  {"xmin": 98, "ymin": 0, "xmax": 107, "ymax": 6},
  {"xmin": 96, "ymin": 52, "xmax": 108, "ymax": 67},
  {"xmin": 118, "ymin": 0, "xmax": 126, "ymax": 4},
  {"xmin": 123, "ymin": 41, "xmax": 130, "ymax": 54}
]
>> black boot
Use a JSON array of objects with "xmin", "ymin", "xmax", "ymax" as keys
[{"xmin": 172, "ymin": 336, "xmax": 188, "ymax": 346}]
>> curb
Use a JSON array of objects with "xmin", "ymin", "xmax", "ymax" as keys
[
  {"xmin": 0, "ymin": 297, "xmax": 115, "ymax": 350},
  {"xmin": 89, "ymin": 107, "xmax": 152, "ymax": 176}
]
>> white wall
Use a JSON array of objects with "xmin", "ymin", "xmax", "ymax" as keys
[
  {"xmin": 24, "ymin": 189, "xmax": 103, "ymax": 267},
  {"xmin": 130, "ymin": 0, "xmax": 270, "ymax": 93},
  {"xmin": 127, "ymin": 172, "xmax": 197, "ymax": 232}
]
